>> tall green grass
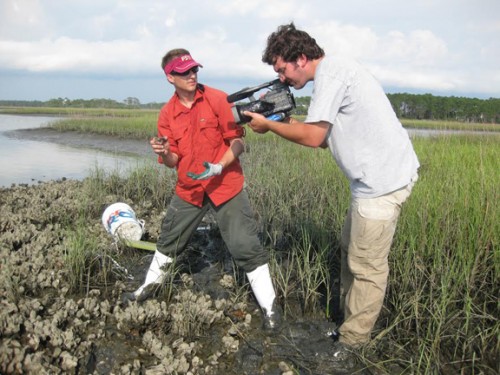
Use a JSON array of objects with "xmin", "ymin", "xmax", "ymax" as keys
[
  {"xmin": 41, "ymin": 110, "xmax": 498, "ymax": 374},
  {"xmin": 63, "ymin": 226, "xmax": 108, "ymax": 292},
  {"xmin": 382, "ymin": 134, "xmax": 499, "ymax": 373},
  {"xmin": 49, "ymin": 113, "xmax": 159, "ymax": 139}
]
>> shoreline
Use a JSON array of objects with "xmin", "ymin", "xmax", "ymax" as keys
[{"xmin": 5, "ymin": 127, "xmax": 153, "ymax": 158}]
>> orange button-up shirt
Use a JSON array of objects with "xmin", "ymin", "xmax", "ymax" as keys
[{"xmin": 157, "ymin": 84, "xmax": 245, "ymax": 207}]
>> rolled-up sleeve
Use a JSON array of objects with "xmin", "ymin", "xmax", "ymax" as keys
[
  {"xmin": 157, "ymin": 105, "xmax": 179, "ymax": 163},
  {"xmin": 218, "ymin": 97, "xmax": 245, "ymax": 141}
]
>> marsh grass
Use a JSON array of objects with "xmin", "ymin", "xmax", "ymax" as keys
[
  {"xmin": 381, "ymin": 134, "xmax": 499, "ymax": 373},
  {"xmin": 290, "ymin": 228, "xmax": 332, "ymax": 315},
  {"xmin": 5, "ymin": 106, "xmax": 498, "ymax": 135},
  {"xmin": 39, "ymin": 109, "xmax": 498, "ymax": 374},
  {"xmin": 401, "ymin": 118, "xmax": 500, "ymax": 132},
  {"xmin": 63, "ymin": 225, "xmax": 112, "ymax": 292},
  {"xmin": 0, "ymin": 106, "xmax": 158, "ymax": 118},
  {"xmin": 83, "ymin": 162, "xmax": 176, "ymax": 209},
  {"xmin": 157, "ymin": 260, "xmax": 181, "ymax": 307},
  {"xmin": 49, "ymin": 113, "xmax": 159, "ymax": 139}
]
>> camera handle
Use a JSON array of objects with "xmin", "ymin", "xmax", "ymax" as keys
[{"xmin": 227, "ymin": 79, "xmax": 280, "ymax": 103}]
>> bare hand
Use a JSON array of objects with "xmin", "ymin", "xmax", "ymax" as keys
[
  {"xmin": 150, "ymin": 136, "xmax": 170, "ymax": 156},
  {"xmin": 242, "ymin": 111, "xmax": 270, "ymax": 134}
]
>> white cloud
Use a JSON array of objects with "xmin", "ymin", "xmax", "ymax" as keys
[
  {"xmin": 0, "ymin": 37, "xmax": 159, "ymax": 74},
  {"xmin": 369, "ymin": 65, "xmax": 458, "ymax": 92},
  {"xmin": 0, "ymin": 0, "xmax": 499, "ymax": 100},
  {"xmin": 164, "ymin": 12, "xmax": 177, "ymax": 28},
  {"xmin": 212, "ymin": 0, "xmax": 263, "ymax": 15},
  {"xmin": 310, "ymin": 21, "xmax": 379, "ymax": 59},
  {"xmin": 0, "ymin": 0, "xmax": 48, "ymax": 40},
  {"xmin": 375, "ymin": 30, "xmax": 448, "ymax": 66}
]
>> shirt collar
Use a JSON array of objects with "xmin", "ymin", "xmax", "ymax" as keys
[{"xmin": 172, "ymin": 87, "xmax": 204, "ymax": 117}]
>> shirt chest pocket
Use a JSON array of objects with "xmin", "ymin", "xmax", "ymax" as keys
[
  {"xmin": 200, "ymin": 117, "xmax": 223, "ymax": 147},
  {"xmin": 171, "ymin": 124, "xmax": 188, "ymax": 155}
]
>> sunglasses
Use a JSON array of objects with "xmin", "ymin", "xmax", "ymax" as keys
[{"xmin": 170, "ymin": 67, "xmax": 199, "ymax": 76}]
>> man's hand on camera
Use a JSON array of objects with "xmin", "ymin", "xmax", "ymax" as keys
[
  {"xmin": 187, "ymin": 162, "xmax": 223, "ymax": 180},
  {"xmin": 243, "ymin": 111, "xmax": 270, "ymax": 134}
]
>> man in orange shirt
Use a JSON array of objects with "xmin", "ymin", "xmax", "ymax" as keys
[{"xmin": 121, "ymin": 48, "xmax": 281, "ymax": 331}]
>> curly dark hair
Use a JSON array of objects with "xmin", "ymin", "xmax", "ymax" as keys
[{"xmin": 262, "ymin": 23, "xmax": 325, "ymax": 65}]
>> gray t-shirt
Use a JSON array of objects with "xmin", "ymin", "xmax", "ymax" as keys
[{"xmin": 306, "ymin": 56, "xmax": 420, "ymax": 198}]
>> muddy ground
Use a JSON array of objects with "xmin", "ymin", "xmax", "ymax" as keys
[{"xmin": 0, "ymin": 129, "xmax": 382, "ymax": 374}]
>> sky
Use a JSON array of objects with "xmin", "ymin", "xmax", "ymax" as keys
[{"xmin": 0, "ymin": 0, "xmax": 499, "ymax": 104}]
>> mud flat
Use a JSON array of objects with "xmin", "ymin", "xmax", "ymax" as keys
[{"xmin": 0, "ymin": 179, "xmax": 359, "ymax": 375}]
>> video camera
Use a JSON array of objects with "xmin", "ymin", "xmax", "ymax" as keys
[{"xmin": 227, "ymin": 79, "xmax": 296, "ymax": 124}]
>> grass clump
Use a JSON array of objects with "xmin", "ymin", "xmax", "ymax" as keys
[
  {"xmin": 381, "ymin": 134, "xmax": 499, "ymax": 374},
  {"xmin": 63, "ymin": 226, "xmax": 106, "ymax": 292},
  {"xmin": 49, "ymin": 113, "xmax": 159, "ymax": 139}
]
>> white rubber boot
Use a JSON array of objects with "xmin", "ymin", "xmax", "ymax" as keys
[
  {"xmin": 122, "ymin": 250, "xmax": 173, "ymax": 304},
  {"xmin": 247, "ymin": 263, "xmax": 282, "ymax": 331}
]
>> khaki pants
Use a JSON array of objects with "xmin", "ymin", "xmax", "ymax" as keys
[{"xmin": 339, "ymin": 176, "xmax": 417, "ymax": 346}]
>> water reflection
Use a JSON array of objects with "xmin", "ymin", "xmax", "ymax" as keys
[{"xmin": 0, "ymin": 114, "xmax": 151, "ymax": 187}]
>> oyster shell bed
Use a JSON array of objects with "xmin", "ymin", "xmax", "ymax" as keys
[{"xmin": 0, "ymin": 179, "xmax": 346, "ymax": 375}]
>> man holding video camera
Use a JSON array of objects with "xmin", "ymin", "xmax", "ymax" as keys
[
  {"xmin": 121, "ymin": 48, "xmax": 281, "ymax": 332},
  {"xmin": 244, "ymin": 23, "xmax": 419, "ymax": 366}
]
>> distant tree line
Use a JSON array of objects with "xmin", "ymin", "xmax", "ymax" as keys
[
  {"xmin": 386, "ymin": 93, "xmax": 499, "ymax": 123},
  {"xmin": 1, "ymin": 93, "xmax": 499, "ymax": 123},
  {"xmin": 0, "ymin": 97, "xmax": 164, "ymax": 110},
  {"xmin": 292, "ymin": 94, "xmax": 499, "ymax": 123}
]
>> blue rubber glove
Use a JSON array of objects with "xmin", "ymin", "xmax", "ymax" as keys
[{"xmin": 187, "ymin": 162, "xmax": 223, "ymax": 180}]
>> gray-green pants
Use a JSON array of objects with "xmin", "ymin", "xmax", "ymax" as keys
[{"xmin": 156, "ymin": 189, "xmax": 267, "ymax": 273}]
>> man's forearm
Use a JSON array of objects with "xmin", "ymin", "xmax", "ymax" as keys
[
  {"xmin": 245, "ymin": 111, "xmax": 329, "ymax": 148},
  {"xmin": 267, "ymin": 120, "xmax": 327, "ymax": 148},
  {"xmin": 161, "ymin": 152, "xmax": 179, "ymax": 168},
  {"xmin": 218, "ymin": 138, "xmax": 244, "ymax": 169}
]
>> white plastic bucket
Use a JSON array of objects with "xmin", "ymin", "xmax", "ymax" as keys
[{"xmin": 102, "ymin": 202, "xmax": 145, "ymax": 241}]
